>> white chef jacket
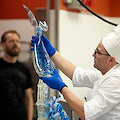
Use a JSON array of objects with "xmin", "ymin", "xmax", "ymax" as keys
[{"xmin": 72, "ymin": 64, "xmax": 120, "ymax": 120}]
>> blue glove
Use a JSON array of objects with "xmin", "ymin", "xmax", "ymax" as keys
[
  {"xmin": 39, "ymin": 69, "xmax": 67, "ymax": 92},
  {"xmin": 31, "ymin": 35, "xmax": 56, "ymax": 57}
]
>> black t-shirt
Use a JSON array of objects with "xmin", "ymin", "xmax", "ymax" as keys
[{"xmin": 0, "ymin": 58, "xmax": 32, "ymax": 120}]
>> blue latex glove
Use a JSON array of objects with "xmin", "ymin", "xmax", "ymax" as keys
[
  {"xmin": 39, "ymin": 69, "xmax": 67, "ymax": 92},
  {"xmin": 31, "ymin": 34, "xmax": 56, "ymax": 57}
]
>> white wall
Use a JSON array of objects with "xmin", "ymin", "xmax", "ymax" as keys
[
  {"xmin": 0, "ymin": 19, "xmax": 35, "ymax": 41},
  {"xmin": 59, "ymin": 10, "xmax": 120, "ymax": 101}
]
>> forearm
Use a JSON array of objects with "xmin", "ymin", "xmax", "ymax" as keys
[
  {"xmin": 25, "ymin": 88, "xmax": 34, "ymax": 120},
  {"xmin": 51, "ymin": 51, "xmax": 76, "ymax": 80},
  {"xmin": 25, "ymin": 98, "xmax": 34, "ymax": 120},
  {"xmin": 61, "ymin": 87, "xmax": 85, "ymax": 120}
]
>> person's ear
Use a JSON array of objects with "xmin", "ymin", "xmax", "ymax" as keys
[
  {"xmin": 1, "ymin": 43, "xmax": 6, "ymax": 51},
  {"xmin": 109, "ymin": 56, "xmax": 116, "ymax": 65}
]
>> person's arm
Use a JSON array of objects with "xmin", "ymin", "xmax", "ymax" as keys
[
  {"xmin": 61, "ymin": 86, "xmax": 85, "ymax": 120},
  {"xmin": 51, "ymin": 51, "xmax": 76, "ymax": 80},
  {"xmin": 25, "ymin": 88, "xmax": 34, "ymax": 120}
]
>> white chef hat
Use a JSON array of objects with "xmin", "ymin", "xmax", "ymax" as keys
[{"xmin": 102, "ymin": 24, "xmax": 120, "ymax": 63}]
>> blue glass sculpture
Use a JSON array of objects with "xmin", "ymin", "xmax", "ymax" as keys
[{"xmin": 23, "ymin": 4, "xmax": 70, "ymax": 120}]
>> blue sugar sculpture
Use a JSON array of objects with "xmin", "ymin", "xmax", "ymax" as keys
[{"xmin": 23, "ymin": 4, "xmax": 70, "ymax": 120}]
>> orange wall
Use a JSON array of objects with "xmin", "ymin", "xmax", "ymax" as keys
[
  {"xmin": 60, "ymin": 0, "xmax": 120, "ymax": 17},
  {"xmin": 0, "ymin": 0, "xmax": 120, "ymax": 19},
  {"xmin": 110, "ymin": 0, "xmax": 120, "ymax": 17},
  {"xmin": 0, "ymin": 0, "xmax": 47, "ymax": 19}
]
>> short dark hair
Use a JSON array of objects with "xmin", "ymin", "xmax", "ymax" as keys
[{"xmin": 1, "ymin": 30, "xmax": 20, "ymax": 43}]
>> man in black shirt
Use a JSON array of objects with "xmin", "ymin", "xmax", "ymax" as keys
[{"xmin": 0, "ymin": 30, "xmax": 34, "ymax": 120}]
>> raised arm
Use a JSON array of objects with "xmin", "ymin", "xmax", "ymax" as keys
[{"xmin": 51, "ymin": 51, "xmax": 76, "ymax": 80}]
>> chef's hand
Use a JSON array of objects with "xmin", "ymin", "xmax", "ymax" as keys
[
  {"xmin": 31, "ymin": 35, "xmax": 56, "ymax": 57},
  {"xmin": 39, "ymin": 69, "xmax": 67, "ymax": 92}
]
